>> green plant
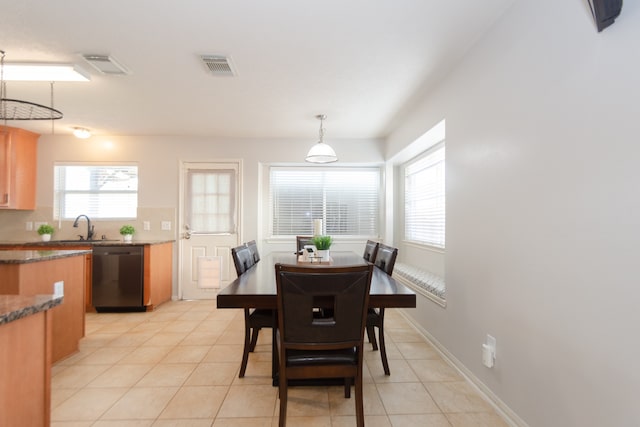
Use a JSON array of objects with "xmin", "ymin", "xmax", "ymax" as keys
[
  {"xmin": 119, "ymin": 225, "xmax": 136, "ymax": 235},
  {"xmin": 37, "ymin": 224, "xmax": 55, "ymax": 235},
  {"xmin": 312, "ymin": 235, "xmax": 333, "ymax": 250}
]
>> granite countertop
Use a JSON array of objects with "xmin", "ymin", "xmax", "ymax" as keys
[
  {"xmin": 0, "ymin": 250, "xmax": 91, "ymax": 264},
  {"xmin": 0, "ymin": 294, "xmax": 64, "ymax": 326},
  {"xmin": 0, "ymin": 239, "xmax": 175, "ymax": 248}
]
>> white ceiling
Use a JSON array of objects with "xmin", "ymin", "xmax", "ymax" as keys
[{"xmin": 0, "ymin": 0, "xmax": 514, "ymax": 139}]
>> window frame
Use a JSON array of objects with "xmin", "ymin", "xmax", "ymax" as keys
[
  {"xmin": 402, "ymin": 142, "xmax": 445, "ymax": 249},
  {"xmin": 268, "ymin": 165, "xmax": 383, "ymax": 239},
  {"xmin": 53, "ymin": 162, "xmax": 139, "ymax": 221}
]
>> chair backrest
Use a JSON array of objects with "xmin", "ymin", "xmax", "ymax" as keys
[
  {"xmin": 275, "ymin": 263, "xmax": 373, "ymax": 347},
  {"xmin": 246, "ymin": 240, "xmax": 260, "ymax": 263},
  {"xmin": 231, "ymin": 245, "xmax": 256, "ymax": 276},
  {"xmin": 363, "ymin": 240, "xmax": 379, "ymax": 263},
  {"xmin": 296, "ymin": 236, "xmax": 314, "ymax": 252},
  {"xmin": 373, "ymin": 244, "xmax": 398, "ymax": 275}
]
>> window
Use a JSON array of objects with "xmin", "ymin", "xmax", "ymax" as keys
[
  {"xmin": 270, "ymin": 167, "xmax": 381, "ymax": 237},
  {"xmin": 54, "ymin": 164, "xmax": 138, "ymax": 220},
  {"xmin": 404, "ymin": 143, "xmax": 445, "ymax": 248},
  {"xmin": 187, "ymin": 168, "xmax": 236, "ymax": 234}
]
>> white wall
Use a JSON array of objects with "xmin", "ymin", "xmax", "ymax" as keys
[{"xmin": 387, "ymin": 1, "xmax": 640, "ymax": 426}]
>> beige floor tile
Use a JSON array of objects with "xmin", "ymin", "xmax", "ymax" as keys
[
  {"xmin": 408, "ymin": 359, "xmax": 464, "ymax": 382},
  {"xmin": 425, "ymin": 381, "xmax": 495, "ymax": 413},
  {"xmin": 93, "ymin": 421, "xmax": 154, "ymax": 426},
  {"xmin": 388, "ymin": 413, "xmax": 452, "ymax": 427},
  {"xmin": 159, "ymin": 385, "xmax": 229, "ymax": 419},
  {"xmin": 376, "ymin": 382, "xmax": 441, "ymax": 415},
  {"xmin": 87, "ymin": 364, "xmax": 153, "ymax": 387},
  {"xmin": 52, "ymin": 364, "xmax": 111, "ymax": 388},
  {"xmin": 108, "ymin": 332, "xmax": 154, "ymax": 347},
  {"xmin": 384, "ymin": 328, "xmax": 425, "ymax": 343},
  {"xmin": 51, "ymin": 422, "xmax": 93, "ymax": 427},
  {"xmin": 278, "ymin": 386, "xmax": 330, "ymax": 417},
  {"xmin": 178, "ymin": 310, "xmax": 212, "ymax": 321},
  {"xmin": 212, "ymin": 417, "xmax": 273, "ymax": 427},
  {"xmin": 368, "ymin": 358, "xmax": 421, "ymax": 383},
  {"xmin": 328, "ymin": 383, "xmax": 386, "ymax": 416},
  {"xmin": 446, "ymin": 412, "xmax": 510, "ymax": 427},
  {"xmin": 216, "ymin": 329, "xmax": 246, "ymax": 345},
  {"xmin": 51, "ymin": 387, "xmax": 129, "ymax": 421},
  {"xmin": 333, "ymin": 415, "xmax": 392, "ymax": 427},
  {"xmin": 277, "ymin": 416, "xmax": 331, "ymax": 427},
  {"xmin": 217, "ymin": 384, "xmax": 278, "ymax": 418},
  {"xmin": 161, "ymin": 345, "xmax": 211, "ymax": 363},
  {"xmin": 119, "ymin": 345, "xmax": 173, "ymax": 364},
  {"xmin": 145, "ymin": 332, "xmax": 188, "ymax": 346},
  {"xmin": 137, "ymin": 363, "xmax": 197, "ymax": 387},
  {"xmin": 181, "ymin": 331, "xmax": 222, "ymax": 345},
  {"xmin": 51, "ymin": 387, "xmax": 79, "ymax": 408},
  {"xmin": 162, "ymin": 320, "xmax": 201, "ymax": 333},
  {"xmin": 154, "ymin": 419, "xmax": 215, "ymax": 427},
  {"xmin": 101, "ymin": 386, "xmax": 179, "ymax": 420},
  {"xmin": 129, "ymin": 321, "xmax": 171, "ymax": 333},
  {"xmin": 203, "ymin": 344, "xmax": 243, "ymax": 363},
  {"xmin": 79, "ymin": 333, "xmax": 119, "ymax": 348},
  {"xmin": 395, "ymin": 341, "xmax": 441, "ymax": 360},
  {"xmin": 232, "ymin": 360, "xmax": 273, "ymax": 384},
  {"xmin": 75, "ymin": 346, "xmax": 135, "ymax": 365},
  {"xmin": 185, "ymin": 362, "xmax": 239, "ymax": 386}
]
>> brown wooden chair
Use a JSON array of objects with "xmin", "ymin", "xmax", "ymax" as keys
[
  {"xmin": 231, "ymin": 244, "xmax": 275, "ymax": 378},
  {"xmin": 296, "ymin": 235, "xmax": 314, "ymax": 253},
  {"xmin": 246, "ymin": 239, "xmax": 260, "ymax": 263},
  {"xmin": 367, "ymin": 243, "xmax": 398, "ymax": 375},
  {"xmin": 275, "ymin": 263, "xmax": 373, "ymax": 427},
  {"xmin": 363, "ymin": 240, "xmax": 379, "ymax": 263}
]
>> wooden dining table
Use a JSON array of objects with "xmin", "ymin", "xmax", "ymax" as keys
[{"xmin": 216, "ymin": 251, "xmax": 417, "ymax": 382}]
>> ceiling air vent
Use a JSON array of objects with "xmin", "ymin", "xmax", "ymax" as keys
[
  {"xmin": 81, "ymin": 54, "xmax": 129, "ymax": 75},
  {"xmin": 200, "ymin": 55, "xmax": 236, "ymax": 76}
]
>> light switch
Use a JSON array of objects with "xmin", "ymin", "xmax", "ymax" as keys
[
  {"xmin": 26, "ymin": 221, "xmax": 33, "ymax": 231},
  {"xmin": 143, "ymin": 221, "xmax": 151, "ymax": 231},
  {"xmin": 161, "ymin": 221, "xmax": 171, "ymax": 231}
]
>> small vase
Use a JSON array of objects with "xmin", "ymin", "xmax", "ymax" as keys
[
  {"xmin": 123, "ymin": 234, "xmax": 133, "ymax": 242},
  {"xmin": 41, "ymin": 234, "xmax": 51, "ymax": 242},
  {"xmin": 317, "ymin": 249, "xmax": 329, "ymax": 260}
]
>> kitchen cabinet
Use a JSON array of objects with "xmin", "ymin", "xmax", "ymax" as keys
[{"xmin": 0, "ymin": 125, "xmax": 39, "ymax": 210}]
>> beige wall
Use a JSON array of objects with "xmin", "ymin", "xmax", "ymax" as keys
[{"xmin": 386, "ymin": 1, "xmax": 640, "ymax": 426}]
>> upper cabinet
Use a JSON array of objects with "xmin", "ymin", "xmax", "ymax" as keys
[{"xmin": 0, "ymin": 125, "xmax": 39, "ymax": 210}]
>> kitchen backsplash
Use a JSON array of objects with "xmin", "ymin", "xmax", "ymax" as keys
[{"xmin": 0, "ymin": 206, "xmax": 177, "ymax": 242}]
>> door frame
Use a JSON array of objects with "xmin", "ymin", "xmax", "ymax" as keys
[{"xmin": 177, "ymin": 158, "xmax": 243, "ymax": 299}]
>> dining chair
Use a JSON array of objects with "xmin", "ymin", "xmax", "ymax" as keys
[
  {"xmin": 363, "ymin": 239, "xmax": 379, "ymax": 263},
  {"xmin": 296, "ymin": 235, "xmax": 314, "ymax": 253},
  {"xmin": 231, "ymin": 244, "xmax": 275, "ymax": 378},
  {"xmin": 275, "ymin": 263, "xmax": 373, "ymax": 427},
  {"xmin": 367, "ymin": 243, "xmax": 398, "ymax": 375},
  {"xmin": 246, "ymin": 239, "xmax": 260, "ymax": 263}
]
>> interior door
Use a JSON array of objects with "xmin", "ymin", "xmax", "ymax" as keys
[{"xmin": 179, "ymin": 161, "xmax": 241, "ymax": 299}]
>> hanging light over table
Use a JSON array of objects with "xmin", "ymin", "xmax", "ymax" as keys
[{"xmin": 305, "ymin": 114, "xmax": 337, "ymax": 163}]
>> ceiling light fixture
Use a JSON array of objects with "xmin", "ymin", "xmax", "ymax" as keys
[
  {"xmin": 305, "ymin": 114, "xmax": 337, "ymax": 163},
  {"xmin": 1, "ymin": 63, "xmax": 89, "ymax": 81},
  {"xmin": 0, "ymin": 50, "xmax": 64, "ymax": 121},
  {"xmin": 72, "ymin": 127, "xmax": 91, "ymax": 139}
]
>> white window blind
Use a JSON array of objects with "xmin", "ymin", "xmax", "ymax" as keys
[
  {"xmin": 54, "ymin": 164, "xmax": 138, "ymax": 220},
  {"xmin": 404, "ymin": 143, "xmax": 445, "ymax": 248},
  {"xmin": 270, "ymin": 167, "xmax": 380, "ymax": 237}
]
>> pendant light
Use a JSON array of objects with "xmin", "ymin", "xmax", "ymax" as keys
[{"xmin": 305, "ymin": 114, "xmax": 337, "ymax": 163}]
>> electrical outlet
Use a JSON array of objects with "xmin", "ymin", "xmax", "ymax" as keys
[
  {"xmin": 483, "ymin": 334, "xmax": 497, "ymax": 368},
  {"xmin": 53, "ymin": 281, "xmax": 64, "ymax": 296},
  {"xmin": 161, "ymin": 221, "xmax": 171, "ymax": 231},
  {"xmin": 143, "ymin": 221, "xmax": 151, "ymax": 231},
  {"xmin": 25, "ymin": 221, "xmax": 33, "ymax": 231}
]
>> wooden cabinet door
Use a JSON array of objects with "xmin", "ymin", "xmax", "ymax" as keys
[{"xmin": 0, "ymin": 125, "xmax": 39, "ymax": 210}]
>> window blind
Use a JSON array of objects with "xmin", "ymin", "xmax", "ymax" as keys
[
  {"xmin": 54, "ymin": 164, "xmax": 138, "ymax": 220},
  {"xmin": 270, "ymin": 167, "xmax": 380, "ymax": 237},
  {"xmin": 404, "ymin": 144, "xmax": 445, "ymax": 248}
]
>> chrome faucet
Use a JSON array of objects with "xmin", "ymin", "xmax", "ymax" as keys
[{"xmin": 73, "ymin": 214, "xmax": 95, "ymax": 241}]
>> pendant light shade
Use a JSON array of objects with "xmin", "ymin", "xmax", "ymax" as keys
[{"xmin": 306, "ymin": 114, "xmax": 337, "ymax": 163}]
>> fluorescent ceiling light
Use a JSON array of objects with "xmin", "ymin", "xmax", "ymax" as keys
[{"xmin": 2, "ymin": 63, "xmax": 90, "ymax": 81}]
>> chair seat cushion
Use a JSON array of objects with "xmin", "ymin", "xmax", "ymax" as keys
[{"xmin": 286, "ymin": 347, "xmax": 357, "ymax": 366}]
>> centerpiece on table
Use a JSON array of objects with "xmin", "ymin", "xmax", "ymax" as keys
[
  {"xmin": 312, "ymin": 235, "xmax": 333, "ymax": 260},
  {"xmin": 37, "ymin": 223, "xmax": 55, "ymax": 242},
  {"xmin": 119, "ymin": 224, "xmax": 136, "ymax": 242}
]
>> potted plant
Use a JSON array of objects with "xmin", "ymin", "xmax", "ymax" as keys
[
  {"xmin": 37, "ymin": 224, "xmax": 55, "ymax": 242},
  {"xmin": 312, "ymin": 235, "xmax": 333, "ymax": 259},
  {"xmin": 119, "ymin": 224, "xmax": 135, "ymax": 242}
]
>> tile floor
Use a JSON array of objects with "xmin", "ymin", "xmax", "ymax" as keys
[{"xmin": 51, "ymin": 300, "xmax": 509, "ymax": 426}]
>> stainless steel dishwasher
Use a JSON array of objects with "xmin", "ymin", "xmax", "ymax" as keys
[{"xmin": 92, "ymin": 245, "xmax": 145, "ymax": 312}]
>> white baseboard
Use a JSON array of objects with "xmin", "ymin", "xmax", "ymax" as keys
[{"xmin": 398, "ymin": 309, "xmax": 529, "ymax": 427}]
